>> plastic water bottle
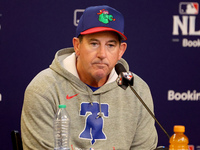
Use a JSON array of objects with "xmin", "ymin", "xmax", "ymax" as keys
[
  {"xmin": 54, "ymin": 105, "xmax": 70, "ymax": 150},
  {"xmin": 169, "ymin": 125, "xmax": 189, "ymax": 150}
]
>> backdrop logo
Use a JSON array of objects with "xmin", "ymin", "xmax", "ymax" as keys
[
  {"xmin": 179, "ymin": 2, "xmax": 199, "ymax": 15},
  {"xmin": 74, "ymin": 9, "xmax": 85, "ymax": 26},
  {"xmin": 168, "ymin": 90, "xmax": 200, "ymax": 101},
  {"xmin": 188, "ymin": 145, "xmax": 194, "ymax": 150},
  {"xmin": 172, "ymin": 2, "xmax": 200, "ymax": 47}
]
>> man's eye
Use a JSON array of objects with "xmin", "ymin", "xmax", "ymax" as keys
[
  {"xmin": 108, "ymin": 44, "xmax": 115, "ymax": 48},
  {"xmin": 91, "ymin": 43, "xmax": 98, "ymax": 46}
]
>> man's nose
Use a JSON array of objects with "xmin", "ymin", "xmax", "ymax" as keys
[{"xmin": 97, "ymin": 46, "xmax": 106, "ymax": 59}]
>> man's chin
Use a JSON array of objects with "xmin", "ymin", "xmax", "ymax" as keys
[
  {"xmin": 93, "ymin": 71, "xmax": 108, "ymax": 81},
  {"xmin": 94, "ymin": 64, "xmax": 107, "ymax": 69}
]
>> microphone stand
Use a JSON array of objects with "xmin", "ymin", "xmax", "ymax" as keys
[
  {"xmin": 115, "ymin": 63, "xmax": 170, "ymax": 149},
  {"xmin": 128, "ymin": 83, "xmax": 170, "ymax": 140}
]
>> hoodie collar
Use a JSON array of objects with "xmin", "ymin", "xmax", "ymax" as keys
[{"xmin": 62, "ymin": 52, "xmax": 118, "ymax": 85}]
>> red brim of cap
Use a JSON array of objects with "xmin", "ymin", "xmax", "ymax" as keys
[{"xmin": 80, "ymin": 27, "xmax": 127, "ymax": 41}]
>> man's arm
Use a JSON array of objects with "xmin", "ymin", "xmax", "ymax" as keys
[{"xmin": 21, "ymin": 79, "xmax": 57, "ymax": 149}]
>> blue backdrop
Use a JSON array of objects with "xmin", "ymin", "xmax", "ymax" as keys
[{"xmin": 1, "ymin": 0, "xmax": 200, "ymax": 149}]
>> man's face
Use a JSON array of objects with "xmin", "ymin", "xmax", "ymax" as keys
[{"xmin": 73, "ymin": 31, "xmax": 127, "ymax": 87}]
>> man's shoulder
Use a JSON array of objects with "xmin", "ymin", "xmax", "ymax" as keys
[
  {"xmin": 34, "ymin": 68, "xmax": 56, "ymax": 81},
  {"xmin": 26, "ymin": 68, "xmax": 58, "ymax": 91},
  {"xmin": 130, "ymin": 73, "xmax": 152, "ymax": 97}
]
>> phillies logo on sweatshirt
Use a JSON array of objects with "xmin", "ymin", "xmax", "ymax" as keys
[{"xmin": 79, "ymin": 102, "xmax": 109, "ymax": 144}]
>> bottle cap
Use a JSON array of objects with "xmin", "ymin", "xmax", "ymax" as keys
[
  {"xmin": 59, "ymin": 105, "xmax": 66, "ymax": 108},
  {"xmin": 174, "ymin": 125, "xmax": 185, "ymax": 132}
]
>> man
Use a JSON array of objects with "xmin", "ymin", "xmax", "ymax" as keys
[{"xmin": 21, "ymin": 5, "xmax": 158, "ymax": 150}]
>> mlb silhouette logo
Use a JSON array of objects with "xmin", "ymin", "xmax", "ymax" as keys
[
  {"xmin": 188, "ymin": 145, "xmax": 194, "ymax": 150},
  {"xmin": 179, "ymin": 2, "xmax": 199, "ymax": 15}
]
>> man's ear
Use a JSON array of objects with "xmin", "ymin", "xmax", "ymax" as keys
[
  {"xmin": 73, "ymin": 37, "xmax": 80, "ymax": 56},
  {"xmin": 118, "ymin": 42, "xmax": 127, "ymax": 60}
]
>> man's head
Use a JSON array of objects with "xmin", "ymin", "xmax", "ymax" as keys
[{"xmin": 73, "ymin": 5, "xmax": 127, "ymax": 87}]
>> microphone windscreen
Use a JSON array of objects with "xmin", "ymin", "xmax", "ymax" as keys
[{"xmin": 115, "ymin": 63, "xmax": 127, "ymax": 75}]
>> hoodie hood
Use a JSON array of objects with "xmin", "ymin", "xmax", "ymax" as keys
[
  {"xmin": 50, "ymin": 47, "xmax": 130, "ymax": 94},
  {"xmin": 49, "ymin": 47, "xmax": 131, "ymax": 119}
]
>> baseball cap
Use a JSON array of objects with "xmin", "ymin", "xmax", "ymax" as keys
[{"xmin": 76, "ymin": 5, "xmax": 127, "ymax": 41}]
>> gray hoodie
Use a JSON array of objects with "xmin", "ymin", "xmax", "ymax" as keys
[{"xmin": 21, "ymin": 47, "xmax": 158, "ymax": 150}]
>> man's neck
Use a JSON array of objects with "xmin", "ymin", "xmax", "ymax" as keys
[{"xmin": 78, "ymin": 73, "xmax": 108, "ymax": 87}]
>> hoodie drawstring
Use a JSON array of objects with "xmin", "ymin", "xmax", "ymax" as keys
[
  {"xmin": 96, "ymin": 94, "xmax": 103, "ymax": 119},
  {"xmin": 87, "ymin": 88, "xmax": 93, "ymax": 106},
  {"xmin": 87, "ymin": 87, "xmax": 103, "ymax": 119}
]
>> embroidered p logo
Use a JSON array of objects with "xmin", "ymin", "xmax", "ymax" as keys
[{"xmin": 79, "ymin": 102, "xmax": 109, "ymax": 144}]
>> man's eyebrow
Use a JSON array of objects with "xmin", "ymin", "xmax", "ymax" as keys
[
  {"xmin": 88, "ymin": 38, "xmax": 118, "ymax": 44},
  {"xmin": 88, "ymin": 38, "xmax": 99, "ymax": 42},
  {"xmin": 107, "ymin": 40, "xmax": 117, "ymax": 44}
]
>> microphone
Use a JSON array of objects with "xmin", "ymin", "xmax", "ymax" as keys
[
  {"xmin": 115, "ymin": 63, "xmax": 170, "ymax": 141},
  {"xmin": 115, "ymin": 63, "xmax": 134, "ymax": 90}
]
